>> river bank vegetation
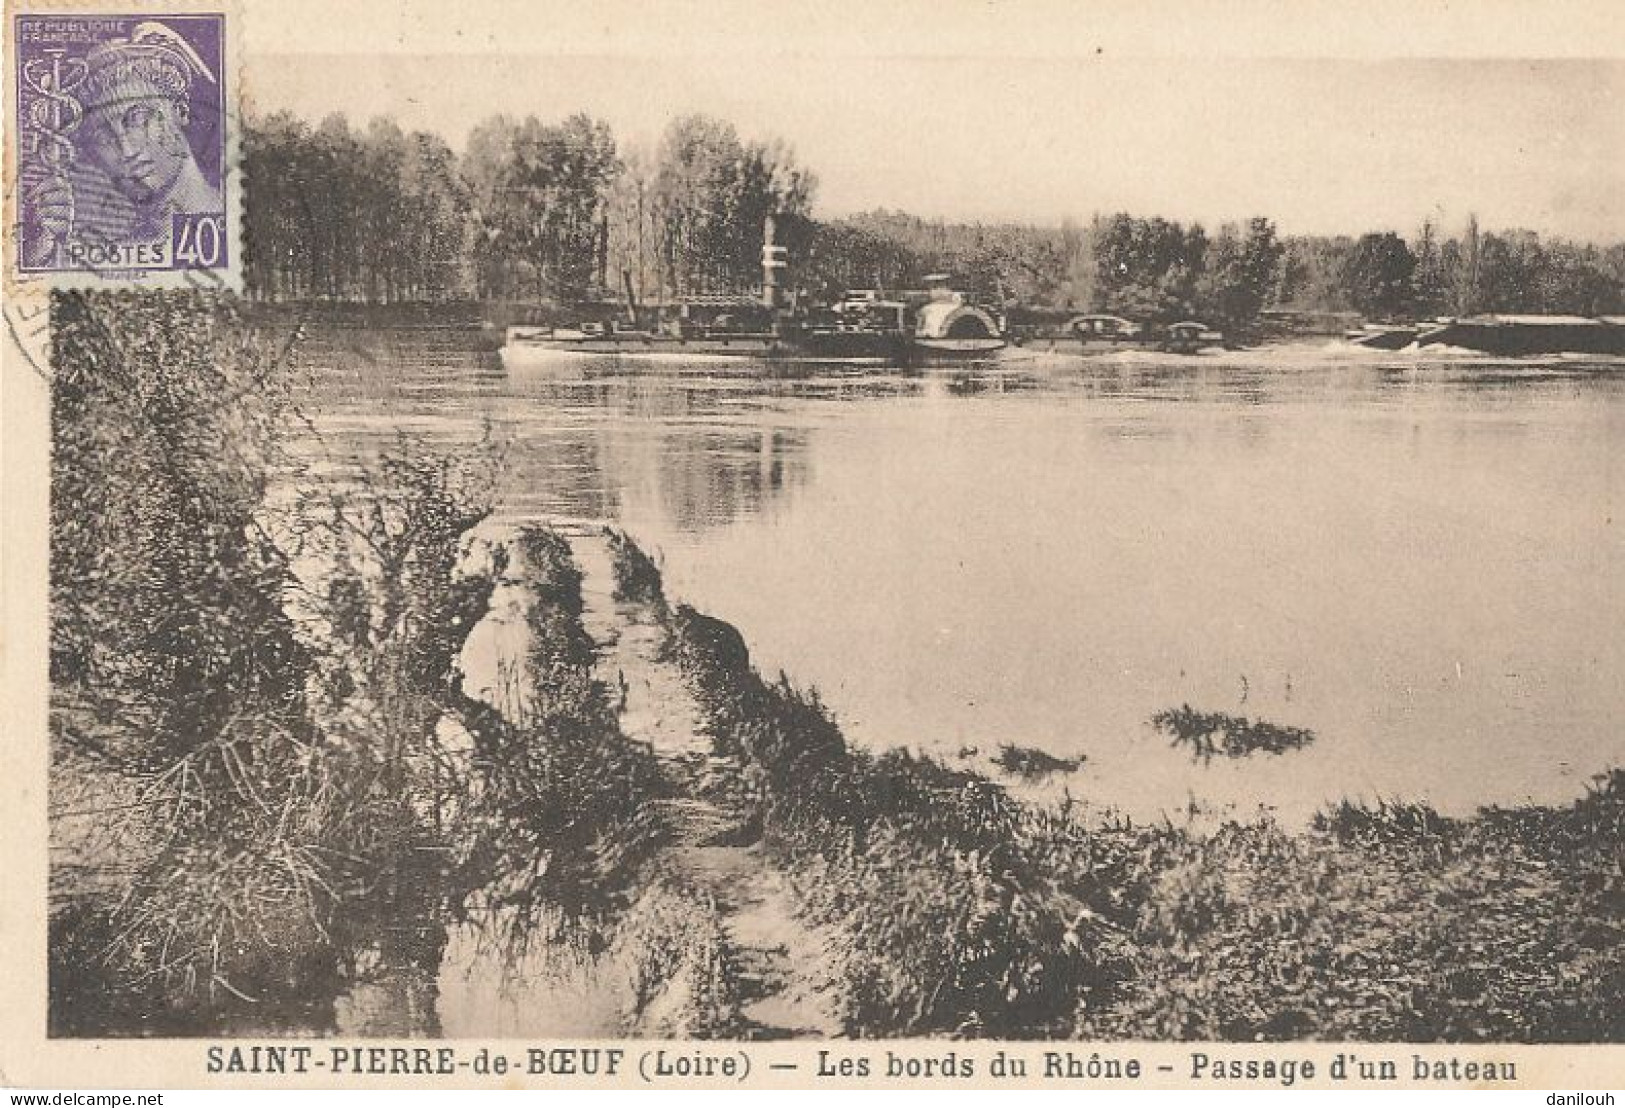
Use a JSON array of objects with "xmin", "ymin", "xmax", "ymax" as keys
[
  {"xmin": 47, "ymin": 294, "xmax": 727, "ymax": 1035},
  {"xmin": 242, "ymin": 111, "xmax": 1625, "ymax": 332},
  {"xmin": 680, "ymin": 626, "xmax": 1621, "ymax": 1038},
  {"xmin": 49, "ymin": 293, "xmax": 1622, "ymax": 1039},
  {"xmin": 612, "ymin": 540, "xmax": 1621, "ymax": 1042}
]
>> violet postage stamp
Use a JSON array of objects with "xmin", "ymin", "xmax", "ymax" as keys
[{"xmin": 6, "ymin": 4, "xmax": 239, "ymax": 289}]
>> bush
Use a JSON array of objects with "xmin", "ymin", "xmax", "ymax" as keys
[
  {"xmin": 604, "ymin": 527, "xmax": 668, "ymax": 611},
  {"xmin": 49, "ymin": 292, "xmax": 502, "ymax": 1032},
  {"xmin": 459, "ymin": 526, "xmax": 665, "ymax": 928}
]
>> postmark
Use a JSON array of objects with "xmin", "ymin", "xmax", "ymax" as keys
[{"xmin": 6, "ymin": 4, "xmax": 241, "ymax": 292}]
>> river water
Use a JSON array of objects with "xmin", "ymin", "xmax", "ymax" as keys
[{"xmin": 296, "ymin": 333, "xmax": 1625, "ymax": 828}]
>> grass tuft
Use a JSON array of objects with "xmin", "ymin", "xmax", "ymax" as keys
[
  {"xmin": 991, "ymin": 743, "xmax": 1085, "ymax": 780},
  {"xmin": 1151, "ymin": 705, "xmax": 1317, "ymax": 762}
]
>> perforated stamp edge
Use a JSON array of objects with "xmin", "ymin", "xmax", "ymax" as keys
[{"xmin": 2, "ymin": 0, "xmax": 245, "ymax": 299}]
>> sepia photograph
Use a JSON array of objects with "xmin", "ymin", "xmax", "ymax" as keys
[{"xmin": 4, "ymin": 0, "xmax": 1623, "ymax": 1091}]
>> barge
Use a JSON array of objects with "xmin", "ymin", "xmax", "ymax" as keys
[
  {"xmin": 1014, "ymin": 314, "xmax": 1224, "ymax": 355},
  {"xmin": 1350, "ymin": 314, "xmax": 1625, "ymax": 356},
  {"xmin": 1415, "ymin": 314, "xmax": 1625, "ymax": 356}
]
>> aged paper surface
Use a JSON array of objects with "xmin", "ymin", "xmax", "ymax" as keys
[{"xmin": 3, "ymin": 0, "xmax": 1624, "ymax": 1091}]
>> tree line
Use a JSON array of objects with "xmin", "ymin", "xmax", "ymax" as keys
[
  {"xmin": 799, "ymin": 211, "xmax": 1625, "ymax": 328},
  {"xmin": 1277, "ymin": 218, "xmax": 1625, "ymax": 321},
  {"xmin": 245, "ymin": 110, "xmax": 814, "ymax": 305},
  {"xmin": 243, "ymin": 110, "xmax": 1625, "ymax": 327}
]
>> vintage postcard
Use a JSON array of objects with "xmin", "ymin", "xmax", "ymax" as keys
[{"xmin": 2, "ymin": 0, "xmax": 1623, "ymax": 1094}]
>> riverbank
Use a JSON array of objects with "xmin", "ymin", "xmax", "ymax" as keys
[
  {"xmin": 608, "ymin": 532, "xmax": 1622, "ymax": 1041},
  {"xmin": 47, "ymin": 295, "xmax": 1622, "ymax": 1040},
  {"xmin": 43, "ymin": 294, "xmax": 738, "ymax": 1036},
  {"xmin": 241, "ymin": 300, "xmax": 1625, "ymax": 376}
]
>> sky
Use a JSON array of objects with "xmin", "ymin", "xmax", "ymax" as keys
[{"xmin": 246, "ymin": 0, "xmax": 1625, "ymax": 241}]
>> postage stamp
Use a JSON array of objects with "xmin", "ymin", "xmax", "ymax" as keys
[{"xmin": 7, "ymin": 6, "xmax": 239, "ymax": 289}]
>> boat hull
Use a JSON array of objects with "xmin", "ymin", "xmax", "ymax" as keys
[
  {"xmin": 911, "ymin": 336, "xmax": 1008, "ymax": 359},
  {"xmin": 504, "ymin": 327, "xmax": 1005, "ymax": 364},
  {"xmin": 1015, "ymin": 335, "xmax": 1218, "ymax": 356},
  {"xmin": 1016, "ymin": 335, "xmax": 1151, "ymax": 354},
  {"xmin": 1416, "ymin": 319, "xmax": 1625, "ymax": 356},
  {"xmin": 1350, "ymin": 327, "xmax": 1420, "ymax": 350}
]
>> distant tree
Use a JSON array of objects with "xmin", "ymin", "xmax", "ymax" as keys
[
  {"xmin": 649, "ymin": 114, "xmax": 815, "ymax": 296},
  {"xmin": 982, "ymin": 226, "xmax": 1069, "ymax": 305},
  {"xmin": 1091, "ymin": 214, "xmax": 1207, "ymax": 322},
  {"xmin": 465, "ymin": 113, "xmax": 620, "ymax": 302},
  {"xmin": 243, "ymin": 112, "xmax": 473, "ymax": 302},
  {"xmin": 361, "ymin": 117, "xmax": 410, "ymax": 300},
  {"xmin": 1197, "ymin": 217, "xmax": 1284, "ymax": 332},
  {"xmin": 650, "ymin": 114, "xmax": 733, "ymax": 294},
  {"xmin": 352, "ymin": 119, "xmax": 470, "ymax": 301},
  {"xmin": 1603, "ymin": 243, "xmax": 1625, "ymax": 292},
  {"xmin": 1274, "ymin": 235, "xmax": 1355, "ymax": 312},
  {"xmin": 1275, "ymin": 218, "xmax": 1623, "ymax": 321},
  {"xmin": 243, "ymin": 111, "xmax": 312, "ymax": 300},
  {"xmin": 463, "ymin": 114, "xmax": 521, "ymax": 298},
  {"xmin": 242, "ymin": 113, "xmax": 1625, "ymax": 317},
  {"xmin": 399, "ymin": 131, "xmax": 473, "ymax": 300},
  {"xmin": 1474, "ymin": 233, "xmax": 1529, "ymax": 313},
  {"xmin": 1450, "ymin": 213, "xmax": 1482, "ymax": 315},
  {"xmin": 796, "ymin": 221, "xmax": 915, "ymax": 298},
  {"xmin": 1457, "ymin": 230, "xmax": 1616, "ymax": 316},
  {"xmin": 312, "ymin": 114, "xmax": 366, "ymax": 299},
  {"xmin": 1342, "ymin": 232, "xmax": 1417, "ymax": 320},
  {"xmin": 1411, "ymin": 220, "xmax": 1450, "ymax": 319},
  {"xmin": 1538, "ymin": 241, "xmax": 1625, "ymax": 315},
  {"xmin": 603, "ymin": 147, "xmax": 658, "ymax": 305},
  {"xmin": 761, "ymin": 211, "xmax": 1077, "ymax": 309}
]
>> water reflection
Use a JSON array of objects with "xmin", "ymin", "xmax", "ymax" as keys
[
  {"xmin": 290, "ymin": 333, "xmax": 1625, "ymax": 829},
  {"xmin": 646, "ymin": 428, "xmax": 802, "ymax": 533}
]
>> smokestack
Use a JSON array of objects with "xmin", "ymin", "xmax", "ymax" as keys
[{"xmin": 761, "ymin": 213, "xmax": 787, "ymax": 309}]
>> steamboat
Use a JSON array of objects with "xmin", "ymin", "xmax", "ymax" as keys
[{"xmin": 505, "ymin": 217, "xmax": 1007, "ymax": 366}]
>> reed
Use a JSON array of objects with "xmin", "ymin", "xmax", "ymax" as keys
[
  {"xmin": 604, "ymin": 526, "xmax": 669, "ymax": 613},
  {"xmin": 614, "ymin": 880, "xmax": 744, "ymax": 1038},
  {"xmin": 1150, "ymin": 704, "xmax": 1317, "ymax": 762},
  {"xmin": 662, "ymin": 592, "xmax": 1115, "ymax": 1037},
  {"xmin": 458, "ymin": 525, "xmax": 665, "ymax": 928},
  {"xmin": 49, "ymin": 293, "xmax": 508, "ymax": 1033},
  {"xmin": 991, "ymin": 743, "xmax": 1085, "ymax": 780}
]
